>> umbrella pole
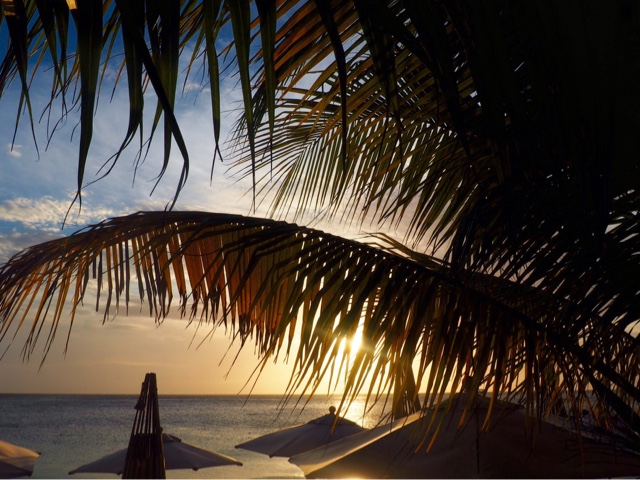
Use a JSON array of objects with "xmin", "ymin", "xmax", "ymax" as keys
[{"xmin": 123, "ymin": 373, "xmax": 166, "ymax": 479}]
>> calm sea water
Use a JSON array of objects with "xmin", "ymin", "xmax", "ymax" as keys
[{"xmin": 0, "ymin": 394, "xmax": 389, "ymax": 479}]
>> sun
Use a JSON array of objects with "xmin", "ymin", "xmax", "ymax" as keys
[
  {"xmin": 350, "ymin": 332, "xmax": 363, "ymax": 354},
  {"xmin": 346, "ymin": 321, "xmax": 365, "ymax": 355}
]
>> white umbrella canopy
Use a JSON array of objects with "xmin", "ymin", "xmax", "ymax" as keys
[
  {"xmin": 69, "ymin": 433, "xmax": 242, "ymax": 476},
  {"xmin": 235, "ymin": 406, "xmax": 367, "ymax": 458},
  {"xmin": 0, "ymin": 439, "xmax": 40, "ymax": 479},
  {"xmin": 290, "ymin": 394, "xmax": 640, "ymax": 478}
]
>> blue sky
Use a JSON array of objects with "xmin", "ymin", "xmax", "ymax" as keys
[{"xmin": 0, "ymin": 32, "xmax": 301, "ymax": 395}]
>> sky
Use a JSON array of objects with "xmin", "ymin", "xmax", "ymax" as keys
[{"xmin": 0, "ymin": 27, "xmax": 362, "ymax": 396}]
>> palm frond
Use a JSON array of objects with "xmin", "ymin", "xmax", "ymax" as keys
[{"xmin": 1, "ymin": 211, "xmax": 639, "ymax": 428}]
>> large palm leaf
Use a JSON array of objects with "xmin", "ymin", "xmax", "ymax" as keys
[
  {"xmin": 236, "ymin": 1, "xmax": 640, "ymax": 333},
  {"xmin": 1, "ymin": 211, "xmax": 639, "ymax": 431}
]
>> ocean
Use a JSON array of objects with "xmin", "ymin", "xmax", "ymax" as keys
[{"xmin": 0, "ymin": 394, "xmax": 389, "ymax": 479}]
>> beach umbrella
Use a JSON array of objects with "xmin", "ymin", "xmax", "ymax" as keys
[
  {"xmin": 68, "ymin": 433, "xmax": 243, "ymax": 476},
  {"xmin": 69, "ymin": 373, "xmax": 242, "ymax": 478},
  {"xmin": 235, "ymin": 406, "xmax": 367, "ymax": 458},
  {"xmin": 123, "ymin": 372, "xmax": 165, "ymax": 478},
  {"xmin": 289, "ymin": 394, "xmax": 640, "ymax": 478},
  {"xmin": 0, "ymin": 440, "xmax": 40, "ymax": 478}
]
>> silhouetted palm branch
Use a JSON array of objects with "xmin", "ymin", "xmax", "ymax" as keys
[{"xmin": 1, "ymin": 211, "xmax": 638, "ymax": 429}]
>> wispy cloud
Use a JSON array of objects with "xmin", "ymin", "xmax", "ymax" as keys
[
  {"xmin": 0, "ymin": 229, "xmax": 63, "ymax": 263},
  {"xmin": 0, "ymin": 195, "xmax": 115, "ymax": 229}
]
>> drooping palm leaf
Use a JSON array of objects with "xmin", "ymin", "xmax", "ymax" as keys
[
  {"xmin": 1, "ymin": 211, "xmax": 639, "ymax": 429},
  {"xmin": 1, "ymin": 0, "xmax": 40, "ymax": 153},
  {"xmin": 67, "ymin": 0, "xmax": 102, "ymax": 206}
]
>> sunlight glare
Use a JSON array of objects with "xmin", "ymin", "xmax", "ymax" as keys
[{"xmin": 350, "ymin": 329, "xmax": 363, "ymax": 353}]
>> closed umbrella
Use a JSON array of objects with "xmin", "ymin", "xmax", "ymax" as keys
[
  {"xmin": 290, "ymin": 394, "xmax": 640, "ymax": 478},
  {"xmin": 123, "ymin": 372, "xmax": 165, "ymax": 478},
  {"xmin": 0, "ymin": 439, "xmax": 40, "ymax": 479},
  {"xmin": 236, "ymin": 406, "xmax": 367, "ymax": 458},
  {"xmin": 69, "ymin": 433, "xmax": 242, "ymax": 475},
  {"xmin": 70, "ymin": 373, "xmax": 242, "ymax": 477}
]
